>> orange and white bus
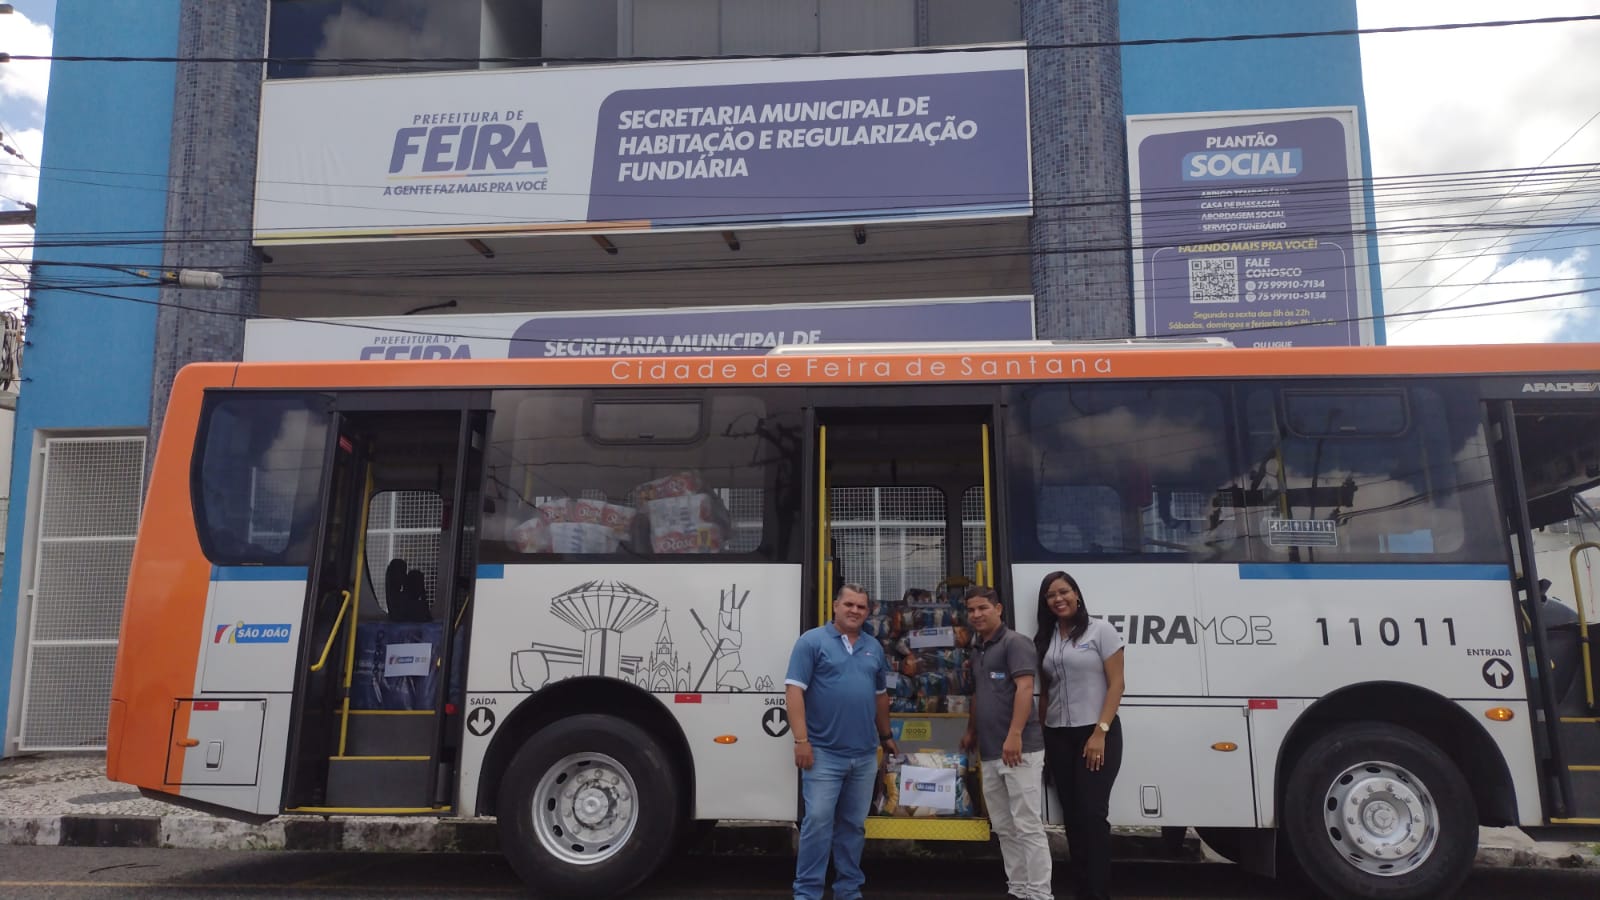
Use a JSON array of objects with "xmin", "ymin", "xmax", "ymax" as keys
[{"xmin": 108, "ymin": 340, "xmax": 1600, "ymax": 899}]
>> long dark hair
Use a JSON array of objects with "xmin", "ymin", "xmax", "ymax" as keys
[{"xmin": 1033, "ymin": 570, "xmax": 1089, "ymax": 664}]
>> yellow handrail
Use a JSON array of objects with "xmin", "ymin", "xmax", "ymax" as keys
[
  {"xmin": 309, "ymin": 591, "xmax": 352, "ymax": 673},
  {"xmin": 1569, "ymin": 542, "xmax": 1599, "ymax": 709},
  {"xmin": 817, "ymin": 425, "xmax": 829, "ymax": 625},
  {"xmin": 338, "ymin": 463, "xmax": 376, "ymax": 757},
  {"xmin": 980, "ymin": 424, "xmax": 995, "ymax": 588}
]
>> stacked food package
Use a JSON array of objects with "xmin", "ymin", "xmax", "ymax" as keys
[
  {"xmin": 504, "ymin": 470, "xmax": 730, "ymax": 555},
  {"xmin": 635, "ymin": 472, "xmax": 729, "ymax": 554},
  {"xmin": 875, "ymin": 749, "xmax": 981, "ymax": 818},
  {"xmin": 863, "ymin": 586, "xmax": 975, "ymax": 714}
]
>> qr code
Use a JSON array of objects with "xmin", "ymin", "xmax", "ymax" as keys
[{"xmin": 1188, "ymin": 257, "xmax": 1239, "ymax": 304}]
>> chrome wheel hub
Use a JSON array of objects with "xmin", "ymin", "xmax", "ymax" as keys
[
  {"xmin": 1323, "ymin": 760, "xmax": 1438, "ymax": 877},
  {"xmin": 531, "ymin": 752, "xmax": 638, "ymax": 866}
]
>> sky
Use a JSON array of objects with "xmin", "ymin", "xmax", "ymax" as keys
[
  {"xmin": 1, "ymin": 1, "xmax": 1599, "ymax": 343},
  {"xmin": 0, "ymin": 1, "xmax": 51, "ymax": 314}
]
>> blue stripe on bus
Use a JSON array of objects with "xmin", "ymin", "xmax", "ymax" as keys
[
  {"xmin": 476, "ymin": 564, "xmax": 505, "ymax": 580},
  {"xmin": 1238, "ymin": 563, "xmax": 1508, "ymax": 581},
  {"xmin": 211, "ymin": 566, "xmax": 310, "ymax": 582}
]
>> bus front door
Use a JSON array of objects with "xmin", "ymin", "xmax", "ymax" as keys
[
  {"xmin": 1490, "ymin": 397, "xmax": 1600, "ymax": 825},
  {"xmin": 284, "ymin": 402, "xmax": 488, "ymax": 815},
  {"xmin": 810, "ymin": 400, "xmax": 1004, "ymax": 841}
]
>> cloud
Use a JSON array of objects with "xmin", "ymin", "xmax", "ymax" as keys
[
  {"xmin": 1384, "ymin": 248, "xmax": 1594, "ymax": 344},
  {"xmin": 1357, "ymin": 1, "xmax": 1600, "ymax": 345},
  {"xmin": 0, "ymin": 126, "xmax": 42, "ymax": 206},
  {"xmin": 0, "ymin": 5, "xmax": 49, "ymax": 314},
  {"xmin": 0, "ymin": 10, "xmax": 53, "ymax": 114},
  {"xmin": 0, "ymin": 126, "xmax": 41, "ymax": 311}
]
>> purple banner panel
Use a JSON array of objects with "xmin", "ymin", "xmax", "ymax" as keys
[
  {"xmin": 588, "ymin": 70, "xmax": 1030, "ymax": 226},
  {"xmin": 1137, "ymin": 116, "xmax": 1360, "ymax": 347},
  {"xmin": 509, "ymin": 298, "xmax": 1034, "ymax": 358}
]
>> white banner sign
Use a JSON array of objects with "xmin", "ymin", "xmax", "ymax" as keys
[
  {"xmin": 241, "ymin": 296, "xmax": 1035, "ymax": 362},
  {"xmin": 899, "ymin": 765, "xmax": 959, "ymax": 812},
  {"xmin": 383, "ymin": 643, "xmax": 433, "ymax": 679},
  {"xmin": 255, "ymin": 51, "xmax": 1031, "ymax": 243}
]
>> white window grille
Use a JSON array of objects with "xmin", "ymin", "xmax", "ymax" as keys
[
  {"xmin": 830, "ymin": 486, "xmax": 946, "ymax": 606},
  {"xmin": 19, "ymin": 435, "xmax": 146, "ymax": 750},
  {"xmin": 365, "ymin": 491, "xmax": 443, "ymax": 614}
]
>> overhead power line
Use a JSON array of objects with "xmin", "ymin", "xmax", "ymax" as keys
[
  {"xmin": 8, "ymin": 13, "xmax": 1600, "ymax": 66},
  {"xmin": 23, "ymin": 272, "xmax": 1598, "ymax": 348}
]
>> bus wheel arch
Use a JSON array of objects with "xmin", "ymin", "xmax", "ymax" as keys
[
  {"xmin": 1272, "ymin": 683, "xmax": 1516, "ymax": 899},
  {"xmin": 476, "ymin": 679, "xmax": 695, "ymax": 850},
  {"xmin": 1275, "ymin": 682, "xmax": 1517, "ymax": 829}
]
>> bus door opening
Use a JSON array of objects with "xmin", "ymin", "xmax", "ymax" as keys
[
  {"xmin": 284, "ymin": 407, "xmax": 487, "ymax": 814},
  {"xmin": 812, "ymin": 404, "xmax": 1002, "ymax": 840},
  {"xmin": 1491, "ymin": 398, "xmax": 1600, "ymax": 823}
]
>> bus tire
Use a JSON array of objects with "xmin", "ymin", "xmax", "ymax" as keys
[
  {"xmin": 497, "ymin": 714, "xmax": 681, "ymax": 899},
  {"xmin": 1282, "ymin": 722, "xmax": 1475, "ymax": 900}
]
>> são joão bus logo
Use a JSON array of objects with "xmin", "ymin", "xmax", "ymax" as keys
[{"xmin": 213, "ymin": 622, "xmax": 293, "ymax": 644}]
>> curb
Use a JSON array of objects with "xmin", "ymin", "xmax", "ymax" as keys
[{"xmin": 1, "ymin": 814, "xmax": 1595, "ymax": 870}]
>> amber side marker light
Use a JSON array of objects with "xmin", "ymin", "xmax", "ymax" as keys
[
  {"xmin": 714, "ymin": 735, "xmax": 739, "ymax": 744},
  {"xmin": 1485, "ymin": 708, "xmax": 1515, "ymax": 722},
  {"xmin": 1211, "ymin": 742, "xmax": 1238, "ymax": 752}
]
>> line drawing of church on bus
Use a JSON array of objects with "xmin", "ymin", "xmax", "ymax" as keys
[{"xmin": 509, "ymin": 579, "xmax": 772, "ymax": 694}]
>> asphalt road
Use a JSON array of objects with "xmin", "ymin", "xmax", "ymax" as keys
[{"xmin": 0, "ymin": 846, "xmax": 1597, "ymax": 899}]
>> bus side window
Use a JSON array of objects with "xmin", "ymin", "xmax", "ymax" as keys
[
  {"xmin": 478, "ymin": 389, "xmax": 802, "ymax": 563},
  {"xmin": 1011, "ymin": 382, "xmax": 1239, "ymax": 562},
  {"xmin": 1239, "ymin": 382, "xmax": 1500, "ymax": 563},
  {"xmin": 193, "ymin": 393, "xmax": 331, "ymax": 566}
]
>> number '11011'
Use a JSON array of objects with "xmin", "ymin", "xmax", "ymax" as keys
[{"xmin": 1315, "ymin": 617, "xmax": 1457, "ymax": 647}]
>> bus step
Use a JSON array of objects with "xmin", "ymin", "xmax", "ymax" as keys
[
  {"xmin": 325, "ymin": 757, "xmax": 434, "ymax": 809},
  {"xmin": 344, "ymin": 711, "xmax": 436, "ymax": 757},
  {"xmin": 1557, "ymin": 717, "xmax": 1600, "ymax": 761},
  {"xmin": 1567, "ymin": 768, "xmax": 1600, "ymax": 821}
]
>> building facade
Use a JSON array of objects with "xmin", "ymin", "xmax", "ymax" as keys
[{"xmin": 2, "ymin": 0, "xmax": 1377, "ymax": 752}]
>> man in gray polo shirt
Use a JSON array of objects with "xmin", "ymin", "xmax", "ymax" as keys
[{"xmin": 961, "ymin": 585, "xmax": 1050, "ymax": 900}]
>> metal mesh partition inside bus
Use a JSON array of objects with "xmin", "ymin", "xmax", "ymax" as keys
[
  {"xmin": 830, "ymin": 486, "xmax": 946, "ymax": 608},
  {"xmin": 961, "ymin": 486, "xmax": 986, "ymax": 583},
  {"xmin": 365, "ymin": 490, "xmax": 444, "ymax": 615},
  {"xmin": 18, "ymin": 435, "xmax": 146, "ymax": 750}
]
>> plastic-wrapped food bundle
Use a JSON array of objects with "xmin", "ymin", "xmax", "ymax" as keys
[
  {"xmin": 876, "ymin": 751, "xmax": 978, "ymax": 818},
  {"xmin": 549, "ymin": 522, "xmax": 620, "ymax": 554},
  {"xmin": 634, "ymin": 470, "xmax": 704, "ymax": 503},
  {"xmin": 509, "ymin": 511, "xmax": 552, "ymax": 553},
  {"xmin": 862, "ymin": 613, "xmax": 894, "ymax": 640},
  {"xmin": 572, "ymin": 498, "xmax": 637, "ymax": 543},
  {"xmin": 878, "ymin": 584, "xmax": 977, "ymax": 714},
  {"xmin": 646, "ymin": 493, "xmax": 728, "ymax": 553}
]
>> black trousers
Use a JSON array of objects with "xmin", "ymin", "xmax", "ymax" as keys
[{"xmin": 1042, "ymin": 718, "xmax": 1123, "ymax": 900}]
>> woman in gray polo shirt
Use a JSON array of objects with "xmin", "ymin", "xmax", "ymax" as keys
[{"xmin": 1032, "ymin": 571, "xmax": 1125, "ymax": 900}]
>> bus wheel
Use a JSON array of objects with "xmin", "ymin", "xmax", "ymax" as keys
[
  {"xmin": 498, "ymin": 714, "xmax": 681, "ymax": 899},
  {"xmin": 1282, "ymin": 722, "xmax": 1475, "ymax": 900}
]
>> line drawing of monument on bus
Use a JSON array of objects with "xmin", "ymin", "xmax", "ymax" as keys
[{"xmin": 509, "ymin": 579, "xmax": 772, "ymax": 693}]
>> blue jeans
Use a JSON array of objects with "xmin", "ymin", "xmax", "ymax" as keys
[{"xmin": 794, "ymin": 747, "xmax": 877, "ymax": 900}]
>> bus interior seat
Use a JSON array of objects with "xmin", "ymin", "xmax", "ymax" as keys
[
  {"xmin": 385, "ymin": 557, "xmax": 432, "ymax": 623},
  {"xmin": 349, "ymin": 558, "xmax": 442, "ymax": 711}
]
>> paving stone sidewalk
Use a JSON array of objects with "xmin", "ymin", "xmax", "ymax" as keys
[{"xmin": 2, "ymin": 752, "xmax": 1597, "ymax": 869}]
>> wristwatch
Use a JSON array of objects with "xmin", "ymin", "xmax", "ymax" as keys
[
  {"xmin": 879, "ymin": 732, "xmax": 895, "ymax": 744},
  {"xmin": 1097, "ymin": 721, "xmax": 1111, "ymax": 734}
]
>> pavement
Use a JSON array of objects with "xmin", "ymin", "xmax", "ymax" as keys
[{"xmin": 2, "ymin": 752, "xmax": 1598, "ymax": 870}]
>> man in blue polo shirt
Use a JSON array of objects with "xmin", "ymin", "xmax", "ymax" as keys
[{"xmin": 785, "ymin": 583, "xmax": 898, "ymax": 900}]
